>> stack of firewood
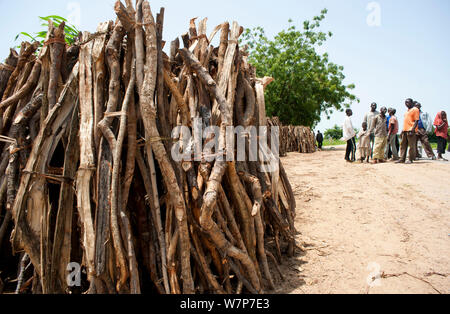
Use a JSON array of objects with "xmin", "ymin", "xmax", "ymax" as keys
[
  {"xmin": 0, "ymin": 0, "xmax": 298, "ymax": 294},
  {"xmin": 267, "ymin": 117, "xmax": 316, "ymax": 157}
]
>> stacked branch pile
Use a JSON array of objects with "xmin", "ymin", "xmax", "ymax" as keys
[
  {"xmin": 0, "ymin": 0, "xmax": 298, "ymax": 294},
  {"xmin": 267, "ymin": 117, "xmax": 316, "ymax": 157}
]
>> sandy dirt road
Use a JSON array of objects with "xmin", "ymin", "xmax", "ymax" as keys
[{"xmin": 275, "ymin": 147, "xmax": 450, "ymax": 294}]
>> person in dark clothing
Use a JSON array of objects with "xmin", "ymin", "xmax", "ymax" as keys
[
  {"xmin": 316, "ymin": 131, "xmax": 324, "ymax": 150},
  {"xmin": 434, "ymin": 111, "xmax": 448, "ymax": 161},
  {"xmin": 385, "ymin": 108, "xmax": 400, "ymax": 159}
]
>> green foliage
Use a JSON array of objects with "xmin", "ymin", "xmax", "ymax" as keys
[
  {"xmin": 324, "ymin": 124, "xmax": 343, "ymax": 140},
  {"xmin": 14, "ymin": 15, "xmax": 80, "ymax": 48},
  {"xmin": 323, "ymin": 139, "xmax": 346, "ymax": 147},
  {"xmin": 240, "ymin": 9, "xmax": 358, "ymax": 127},
  {"xmin": 428, "ymin": 128, "xmax": 450, "ymax": 143},
  {"xmin": 428, "ymin": 130, "xmax": 438, "ymax": 143}
]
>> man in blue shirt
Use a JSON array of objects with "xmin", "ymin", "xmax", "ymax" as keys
[{"xmin": 386, "ymin": 108, "xmax": 392, "ymax": 129}]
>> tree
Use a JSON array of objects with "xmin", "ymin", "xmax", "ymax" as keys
[
  {"xmin": 324, "ymin": 125, "xmax": 343, "ymax": 140},
  {"xmin": 240, "ymin": 9, "xmax": 358, "ymax": 127}
]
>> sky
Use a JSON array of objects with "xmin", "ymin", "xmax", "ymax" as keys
[{"xmin": 0, "ymin": 0, "xmax": 449, "ymax": 133}]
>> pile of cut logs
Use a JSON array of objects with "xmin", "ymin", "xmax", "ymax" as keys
[
  {"xmin": 267, "ymin": 117, "xmax": 316, "ymax": 156},
  {"xmin": 0, "ymin": 0, "xmax": 297, "ymax": 294}
]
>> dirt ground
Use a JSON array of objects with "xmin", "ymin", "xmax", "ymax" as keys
[{"xmin": 276, "ymin": 147, "xmax": 450, "ymax": 294}]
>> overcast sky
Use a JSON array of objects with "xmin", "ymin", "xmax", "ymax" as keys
[{"xmin": 1, "ymin": 0, "xmax": 449, "ymax": 132}]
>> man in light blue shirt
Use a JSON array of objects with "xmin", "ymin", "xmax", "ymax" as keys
[{"xmin": 415, "ymin": 102, "xmax": 436, "ymax": 160}]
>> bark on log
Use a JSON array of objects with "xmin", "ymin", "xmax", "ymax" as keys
[
  {"xmin": 47, "ymin": 20, "xmax": 66, "ymax": 109},
  {"xmin": 0, "ymin": 49, "xmax": 19, "ymax": 100},
  {"xmin": 77, "ymin": 34, "xmax": 97, "ymax": 281}
]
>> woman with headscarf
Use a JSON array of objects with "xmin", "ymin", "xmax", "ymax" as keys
[{"xmin": 434, "ymin": 111, "xmax": 448, "ymax": 161}]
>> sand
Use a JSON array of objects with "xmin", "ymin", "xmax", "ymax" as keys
[{"xmin": 276, "ymin": 147, "xmax": 450, "ymax": 294}]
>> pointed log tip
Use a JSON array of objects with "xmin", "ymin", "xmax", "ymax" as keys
[{"xmin": 114, "ymin": 0, "xmax": 122, "ymax": 11}]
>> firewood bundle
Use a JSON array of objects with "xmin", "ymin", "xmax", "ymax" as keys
[
  {"xmin": 267, "ymin": 117, "xmax": 316, "ymax": 156},
  {"xmin": 0, "ymin": 1, "xmax": 297, "ymax": 294}
]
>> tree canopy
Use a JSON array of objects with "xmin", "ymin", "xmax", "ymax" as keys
[
  {"xmin": 324, "ymin": 125, "xmax": 343, "ymax": 140},
  {"xmin": 240, "ymin": 9, "xmax": 358, "ymax": 127}
]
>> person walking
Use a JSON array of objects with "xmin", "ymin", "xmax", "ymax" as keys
[
  {"xmin": 343, "ymin": 109, "xmax": 356, "ymax": 162},
  {"xmin": 371, "ymin": 107, "xmax": 388, "ymax": 164},
  {"xmin": 387, "ymin": 109, "xmax": 399, "ymax": 161},
  {"xmin": 397, "ymin": 98, "xmax": 420, "ymax": 164},
  {"xmin": 316, "ymin": 131, "xmax": 324, "ymax": 150},
  {"xmin": 434, "ymin": 111, "xmax": 448, "ymax": 161},
  {"xmin": 363, "ymin": 102, "xmax": 379, "ymax": 158},
  {"xmin": 415, "ymin": 102, "xmax": 436, "ymax": 160}
]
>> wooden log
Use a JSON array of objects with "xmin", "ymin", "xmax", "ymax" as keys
[
  {"xmin": 47, "ymin": 20, "xmax": 66, "ymax": 109},
  {"xmin": 135, "ymin": 0, "xmax": 145, "ymax": 94},
  {"xmin": 77, "ymin": 33, "xmax": 97, "ymax": 282},
  {"xmin": 217, "ymin": 22, "xmax": 229, "ymax": 75},
  {"xmin": 211, "ymin": 21, "xmax": 240, "ymax": 124},
  {"xmin": 49, "ymin": 105, "xmax": 79, "ymax": 293},
  {"xmin": 0, "ymin": 49, "xmax": 19, "ymax": 100},
  {"xmin": 92, "ymin": 21, "xmax": 112, "ymax": 153}
]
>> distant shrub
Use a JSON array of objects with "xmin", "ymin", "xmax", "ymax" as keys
[{"xmin": 324, "ymin": 125, "xmax": 343, "ymax": 140}]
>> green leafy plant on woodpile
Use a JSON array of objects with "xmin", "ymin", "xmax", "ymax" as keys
[{"xmin": 14, "ymin": 15, "xmax": 80, "ymax": 47}]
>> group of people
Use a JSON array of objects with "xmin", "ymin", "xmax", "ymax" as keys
[{"xmin": 341, "ymin": 99, "xmax": 448, "ymax": 164}]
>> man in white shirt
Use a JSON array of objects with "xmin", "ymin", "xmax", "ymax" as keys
[
  {"xmin": 363, "ymin": 102, "xmax": 379, "ymax": 158},
  {"xmin": 343, "ymin": 109, "xmax": 356, "ymax": 162}
]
